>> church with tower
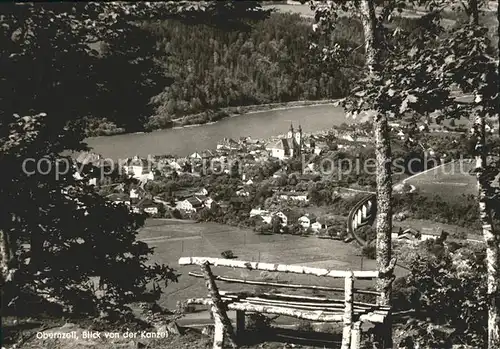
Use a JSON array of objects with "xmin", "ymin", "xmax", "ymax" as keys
[{"xmin": 266, "ymin": 123, "xmax": 303, "ymax": 160}]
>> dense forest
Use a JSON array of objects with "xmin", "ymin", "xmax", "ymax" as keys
[
  {"xmin": 89, "ymin": 12, "xmax": 366, "ymax": 134},
  {"xmin": 147, "ymin": 13, "xmax": 363, "ymax": 120}
]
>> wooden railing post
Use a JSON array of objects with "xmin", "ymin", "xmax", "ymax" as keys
[
  {"xmin": 351, "ymin": 321, "xmax": 361, "ymax": 349},
  {"xmin": 236, "ymin": 310, "xmax": 245, "ymax": 337},
  {"xmin": 200, "ymin": 261, "xmax": 238, "ymax": 349},
  {"xmin": 341, "ymin": 271, "xmax": 354, "ymax": 349}
]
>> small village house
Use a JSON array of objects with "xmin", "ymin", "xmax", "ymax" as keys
[
  {"xmin": 136, "ymin": 198, "xmax": 161, "ymax": 216},
  {"xmin": 194, "ymin": 194, "xmax": 213, "ymax": 209},
  {"xmin": 272, "ymin": 168, "xmax": 287, "ymax": 179},
  {"xmin": 168, "ymin": 160, "xmax": 182, "ymax": 172},
  {"xmin": 341, "ymin": 134, "xmax": 355, "ymax": 142},
  {"xmin": 201, "ymin": 150, "xmax": 215, "ymax": 159},
  {"xmin": 177, "ymin": 197, "xmax": 204, "ymax": 212},
  {"xmin": 419, "ymin": 227, "xmax": 443, "ymax": 241},
  {"xmin": 310, "ymin": 218, "xmax": 328, "ymax": 232},
  {"xmin": 313, "ymin": 142, "xmax": 329, "ymax": 155},
  {"xmin": 250, "ymin": 208, "xmax": 270, "ymax": 217},
  {"xmin": 249, "ymin": 208, "xmax": 272, "ymax": 224},
  {"xmin": 217, "ymin": 138, "xmax": 240, "ymax": 151},
  {"xmin": 190, "ymin": 152, "xmax": 202, "ymax": 160},
  {"xmin": 108, "ymin": 193, "xmax": 131, "ymax": 206},
  {"xmin": 124, "ymin": 156, "xmax": 154, "ymax": 181},
  {"xmin": 236, "ymin": 188, "xmax": 250, "ymax": 197},
  {"xmin": 195, "ymin": 188, "xmax": 209, "ymax": 196},
  {"xmin": 202, "ymin": 197, "xmax": 214, "ymax": 209},
  {"xmin": 279, "ymin": 191, "xmax": 309, "ymax": 202},
  {"xmin": 396, "ymin": 228, "xmax": 421, "ymax": 243},
  {"xmin": 298, "ymin": 215, "xmax": 311, "ymax": 229},
  {"xmin": 266, "ymin": 139, "xmax": 290, "ymax": 160},
  {"xmin": 261, "ymin": 214, "xmax": 272, "ymax": 225},
  {"xmin": 74, "ymin": 152, "xmax": 114, "ymax": 186},
  {"xmin": 73, "ymin": 167, "xmax": 98, "ymax": 186},
  {"xmin": 129, "ymin": 186, "xmax": 146, "ymax": 204},
  {"xmin": 274, "ymin": 211, "xmax": 288, "ymax": 226},
  {"xmin": 310, "ymin": 222, "xmax": 323, "ymax": 232}
]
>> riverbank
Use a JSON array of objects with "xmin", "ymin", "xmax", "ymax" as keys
[
  {"xmin": 86, "ymin": 99, "xmax": 340, "ymax": 137},
  {"xmin": 171, "ymin": 99, "xmax": 339, "ymax": 128}
]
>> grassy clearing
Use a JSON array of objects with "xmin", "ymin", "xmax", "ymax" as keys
[{"xmin": 404, "ymin": 159, "xmax": 477, "ymax": 199}]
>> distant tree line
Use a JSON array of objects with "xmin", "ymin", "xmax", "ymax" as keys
[
  {"xmin": 83, "ymin": 12, "xmax": 434, "ymax": 135},
  {"xmin": 144, "ymin": 13, "xmax": 364, "ymax": 130}
]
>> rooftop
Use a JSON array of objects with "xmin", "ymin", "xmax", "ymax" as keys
[{"xmin": 108, "ymin": 193, "xmax": 130, "ymax": 202}]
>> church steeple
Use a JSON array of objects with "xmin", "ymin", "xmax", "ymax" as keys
[
  {"xmin": 294, "ymin": 124, "xmax": 302, "ymax": 157},
  {"xmin": 287, "ymin": 122, "xmax": 294, "ymax": 139}
]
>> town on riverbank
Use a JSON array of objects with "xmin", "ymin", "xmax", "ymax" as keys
[{"xmin": 76, "ymin": 117, "xmax": 485, "ymax": 245}]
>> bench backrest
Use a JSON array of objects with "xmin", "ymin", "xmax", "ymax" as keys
[
  {"xmin": 178, "ymin": 256, "xmax": 379, "ymax": 281},
  {"xmin": 178, "ymin": 257, "xmax": 389, "ymax": 348}
]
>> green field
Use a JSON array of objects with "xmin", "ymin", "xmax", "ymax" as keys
[
  {"xmin": 139, "ymin": 220, "xmax": 407, "ymax": 309},
  {"xmin": 404, "ymin": 159, "xmax": 477, "ymax": 199}
]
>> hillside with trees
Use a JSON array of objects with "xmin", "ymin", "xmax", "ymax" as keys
[
  {"xmin": 86, "ymin": 12, "xmax": 368, "ymax": 135},
  {"xmin": 145, "ymin": 13, "xmax": 363, "ymax": 127}
]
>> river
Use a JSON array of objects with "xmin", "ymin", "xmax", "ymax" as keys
[{"xmin": 85, "ymin": 104, "xmax": 353, "ymax": 159}]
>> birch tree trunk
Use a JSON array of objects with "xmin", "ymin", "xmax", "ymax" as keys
[
  {"xmin": 493, "ymin": 1, "xmax": 500, "ymax": 341},
  {"xmin": 0, "ymin": 227, "xmax": 18, "ymax": 310},
  {"xmin": 200, "ymin": 262, "xmax": 238, "ymax": 349},
  {"xmin": 360, "ymin": 0, "xmax": 380, "ymax": 76},
  {"xmin": 0, "ymin": 229, "xmax": 16, "ymax": 285},
  {"xmin": 497, "ymin": 0, "xmax": 500, "ymax": 137},
  {"xmin": 360, "ymin": 0, "xmax": 393, "ymax": 310},
  {"xmin": 0, "ymin": 229, "xmax": 12, "ymax": 284},
  {"xmin": 467, "ymin": 1, "xmax": 500, "ymax": 346},
  {"xmin": 473, "ymin": 112, "xmax": 500, "ymax": 348},
  {"xmin": 360, "ymin": 1, "xmax": 393, "ymax": 347}
]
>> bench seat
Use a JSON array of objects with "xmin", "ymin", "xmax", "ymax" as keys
[
  {"xmin": 185, "ymin": 291, "xmax": 389, "ymax": 323},
  {"xmin": 178, "ymin": 256, "xmax": 393, "ymax": 349}
]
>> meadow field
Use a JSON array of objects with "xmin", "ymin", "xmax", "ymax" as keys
[
  {"xmin": 404, "ymin": 159, "xmax": 477, "ymax": 200},
  {"xmin": 139, "ymin": 220, "xmax": 407, "ymax": 310}
]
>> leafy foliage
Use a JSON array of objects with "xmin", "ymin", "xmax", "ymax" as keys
[
  {"xmin": 395, "ymin": 241, "xmax": 487, "ymax": 347},
  {"xmin": 361, "ymin": 244, "xmax": 377, "ymax": 259},
  {"xmin": 393, "ymin": 193, "xmax": 480, "ymax": 228},
  {"xmin": 221, "ymin": 250, "xmax": 236, "ymax": 259},
  {"xmin": 1, "ymin": 2, "xmax": 269, "ymax": 134},
  {"xmin": 245, "ymin": 313, "xmax": 274, "ymax": 334},
  {"xmin": 0, "ymin": 1, "xmax": 269, "ymax": 318},
  {"xmin": 0, "ymin": 113, "xmax": 179, "ymax": 316},
  {"xmin": 146, "ymin": 12, "xmax": 365, "ymax": 129}
]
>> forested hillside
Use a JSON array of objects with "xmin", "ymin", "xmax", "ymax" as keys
[
  {"xmin": 86, "ymin": 13, "xmax": 365, "ymax": 135},
  {"xmin": 144, "ymin": 13, "xmax": 364, "ymax": 129}
]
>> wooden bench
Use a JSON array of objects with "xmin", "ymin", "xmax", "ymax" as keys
[{"xmin": 178, "ymin": 257, "xmax": 391, "ymax": 349}]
